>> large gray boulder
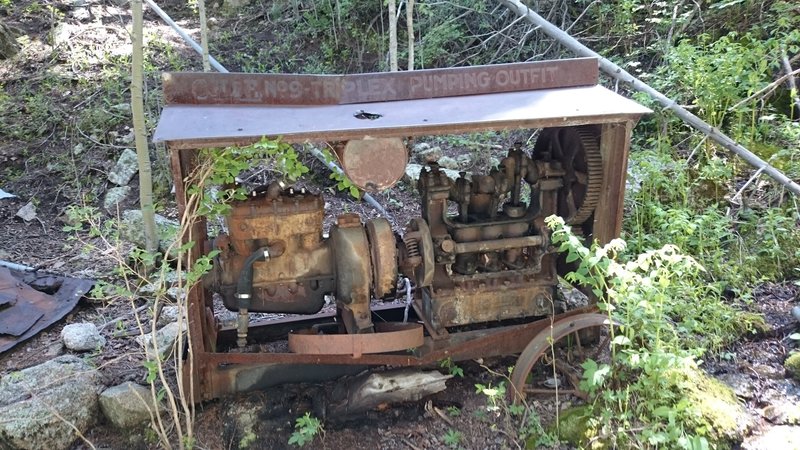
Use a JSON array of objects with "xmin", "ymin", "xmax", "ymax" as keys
[
  {"xmin": 0, "ymin": 355, "xmax": 102, "ymax": 450},
  {"xmin": 99, "ymin": 382, "xmax": 162, "ymax": 428}
]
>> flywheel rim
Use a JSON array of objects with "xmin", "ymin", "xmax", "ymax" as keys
[{"xmin": 534, "ymin": 126, "xmax": 603, "ymax": 225}]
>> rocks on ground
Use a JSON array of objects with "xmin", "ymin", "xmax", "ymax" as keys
[
  {"xmin": 557, "ymin": 368, "xmax": 751, "ymax": 447},
  {"xmin": 119, "ymin": 209, "xmax": 179, "ymax": 254},
  {"xmin": 0, "ymin": 355, "xmax": 102, "ymax": 450},
  {"xmin": 135, "ymin": 321, "xmax": 184, "ymax": 355},
  {"xmin": 0, "ymin": 22, "xmax": 21, "ymax": 59},
  {"xmin": 107, "ymin": 148, "xmax": 138, "ymax": 186},
  {"xmin": 437, "ymin": 155, "xmax": 460, "ymax": 170},
  {"xmin": 61, "ymin": 322, "xmax": 106, "ymax": 351},
  {"xmin": 157, "ymin": 305, "xmax": 181, "ymax": 325},
  {"xmin": 404, "ymin": 164, "xmax": 463, "ymax": 184},
  {"xmin": 786, "ymin": 352, "xmax": 800, "ymax": 381},
  {"xmin": 743, "ymin": 425, "xmax": 800, "ymax": 450},
  {"xmin": 687, "ymin": 370, "xmax": 752, "ymax": 444},
  {"xmin": 15, "ymin": 202, "xmax": 37, "ymax": 222},
  {"xmin": 103, "ymin": 186, "xmax": 131, "ymax": 213},
  {"xmin": 99, "ymin": 382, "xmax": 163, "ymax": 428},
  {"xmin": 416, "ymin": 146, "xmax": 443, "ymax": 164}
]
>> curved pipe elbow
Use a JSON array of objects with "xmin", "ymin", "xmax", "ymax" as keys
[{"xmin": 235, "ymin": 246, "xmax": 272, "ymax": 309}]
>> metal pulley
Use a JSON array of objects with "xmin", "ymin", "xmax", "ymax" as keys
[{"xmin": 331, "ymin": 137, "xmax": 409, "ymax": 192}]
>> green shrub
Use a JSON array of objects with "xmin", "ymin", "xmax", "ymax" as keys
[{"xmin": 547, "ymin": 216, "xmax": 756, "ymax": 448}]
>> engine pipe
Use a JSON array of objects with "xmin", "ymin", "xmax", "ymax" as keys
[
  {"xmin": 235, "ymin": 246, "xmax": 271, "ymax": 348},
  {"xmin": 453, "ymin": 235, "xmax": 544, "ymax": 254}
]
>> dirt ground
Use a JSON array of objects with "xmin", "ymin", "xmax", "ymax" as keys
[{"xmin": 2, "ymin": 1, "xmax": 800, "ymax": 449}]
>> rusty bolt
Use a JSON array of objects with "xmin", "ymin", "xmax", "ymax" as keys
[{"xmin": 440, "ymin": 239, "xmax": 455, "ymax": 253}]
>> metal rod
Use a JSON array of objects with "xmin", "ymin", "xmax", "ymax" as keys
[
  {"xmin": 143, "ymin": 0, "xmax": 390, "ymax": 214},
  {"xmin": 497, "ymin": 0, "xmax": 800, "ymax": 196},
  {"xmin": 453, "ymin": 235, "xmax": 543, "ymax": 254},
  {"xmin": 0, "ymin": 260, "xmax": 35, "ymax": 272},
  {"xmin": 307, "ymin": 147, "xmax": 389, "ymax": 216},
  {"xmin": 142, "ymin": 0, "xmax": 228, "ymax": 73}
]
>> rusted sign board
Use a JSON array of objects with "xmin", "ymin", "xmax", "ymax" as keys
[{"xmin": 163, "ymin": 58, "xmax": 599, "ymax": 106}]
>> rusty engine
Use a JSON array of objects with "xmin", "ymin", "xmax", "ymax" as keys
[{"xmin": 205, "ymin": 126, "xmax": 602, "ymax": 346}]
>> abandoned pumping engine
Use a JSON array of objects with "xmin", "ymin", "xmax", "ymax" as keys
[{"xmin": 204, "ymin": 126, "xmax": 602, "ymax": 347}]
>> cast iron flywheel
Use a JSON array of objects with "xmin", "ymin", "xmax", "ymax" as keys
[{"xmin": 533, "ymin": 126, "xmax": 603, "ymax": 225}]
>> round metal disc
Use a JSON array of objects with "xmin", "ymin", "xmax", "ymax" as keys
[{"xmin": 334, "ymin": 137, "xmax": 409, "ymax": 191}]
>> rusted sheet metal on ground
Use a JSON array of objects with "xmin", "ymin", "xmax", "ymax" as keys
[
  {"xmin": 288, "ymin": 322, "xmax": 424, "ymax": 357},
  {"xmin": 0, "ymin": 267, "xmax": 94, "ymax": 353},
  {"xmin": 162, "ymin": 58, "xmax": 599, "ymax": 106}
]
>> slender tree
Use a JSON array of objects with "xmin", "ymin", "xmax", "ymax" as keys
[
  {"xmin": 197, "ymin": 0, "xmax": 210, "ymax": 72},
  {"xmin": 131, "ymin": 0, "xmax": 158, "ymax": 253},
  {"xmin": 406, "ymin": 0, "xmax": 414, "ymax": 70},
  {"xmin": 388, "ymin": 0, "xmax": 397, "ymax": 71}
]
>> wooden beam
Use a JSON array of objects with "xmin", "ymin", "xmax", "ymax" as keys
[{"xmin": 593, "ymin": 122, "xmax": 633, "ymax": 244}]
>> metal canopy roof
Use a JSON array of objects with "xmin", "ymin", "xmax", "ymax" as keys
[{"xmin": 153, "ymin": 59, "xmax": 651, "ymax": 149}]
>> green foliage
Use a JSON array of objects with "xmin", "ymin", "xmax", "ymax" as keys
[
  {"xmin": 441, "ymin": 429, "xmax": 462, "ymax": 448},
  {"xmin": 288, "ymin": 412, "xmax": 324, "ymax": 447},
  {"xmin": 439, "ymin": 356, "xmax": 464, "ymax": 378},
  {"xmin": 667, "ymin": 33, "xmax": 772, "ymax": 128},
  {"xmin": 318, "ymin": 147, "xmax": 361, "ymax": 199},
  {"xmin": 626, "ymin": 144, "xmax": 800, "ymax": 291},
  {"xmin": 238, "ymin": 430, "xmax": 256, "ymax": 449},
  {"xmin": 0, "ymin": 79, "xmax": 64, "ymax": 140},
  {"xmin": 473, "ymin": 378, "xmax": 557, "ymax": 448},
  {"xmin": 547, "ymin": 216, "xmax": 757, "ymax": 448},
  {"xmin": 142, "ymin": 359, "xmax": 160, "ymax": 384},
  {"xmin": 190, "ymin": 137, "xmax": 309, "ymax": 217},
  {"xmin": 786, "ymin": 352, "xmax": 800, "ymax": 381},
  {"xmin": 474, "ymin": 381, "xmax": 505, "ymax": 413}
]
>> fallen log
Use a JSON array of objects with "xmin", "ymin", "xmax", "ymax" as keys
[
  {"xmin": 325, "ymin": 369, "xmax": 452, "ymax": 418},
  {"xmin": 497, "ymin": 0, "xmax": 800, "ymax": 196}
]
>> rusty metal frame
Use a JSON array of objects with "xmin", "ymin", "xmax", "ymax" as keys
[
  {"xmin": 508, "ymin": 312, "xmax": 613, "ymax": 403},
  {"xmin": 158, "ymin": 59, "xmax": 649, "ymax": 401}
]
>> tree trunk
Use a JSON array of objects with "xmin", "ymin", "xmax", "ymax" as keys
[
  {"xmin": 131, "ymin": 0, "xmax": 158, "ymax": 253},
  {"xmin": 388, "ymin": 0, "xmax": 397, "ymax": 71},
  {"xmin": 406, "ymin": 0, "xmax": 414, "ymax": 71},
  {"xmin": 197, "ymin": 0, "xmax": 210, "ymax": 72}
]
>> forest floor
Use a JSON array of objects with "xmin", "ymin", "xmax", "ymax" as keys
[{"xmin": 1, "ymin": 1, "xmax": 799, "ymax": 449}]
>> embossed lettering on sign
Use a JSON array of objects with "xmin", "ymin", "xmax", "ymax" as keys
[{"xmin": 165, "ymin": 58, "xmax": 598, "ymax": 105}]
